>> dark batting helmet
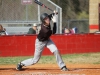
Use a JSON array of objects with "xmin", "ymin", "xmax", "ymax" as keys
[{"xmin": 40, "ymin": 13, "xmax": 49, "ymax": 23}]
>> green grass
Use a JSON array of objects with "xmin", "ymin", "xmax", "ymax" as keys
[{"xmin": 0, "ymin": 53, "xmax": 100, "ymax": 65}]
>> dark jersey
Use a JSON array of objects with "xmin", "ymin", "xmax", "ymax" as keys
[
  {"xmin": 37, "ymin": 13, "xmax": 57, "ymax": 41},
  {"xmin": 37, "ymin": 23, "xmax": 56, "ymax": 41}
]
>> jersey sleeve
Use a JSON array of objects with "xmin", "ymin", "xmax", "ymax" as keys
[
  {"xmin": 48, "ymin": 13, "xmax": 55, "ymax": 20},
  {"xmin": 52, "ymin": 23, "xmax": 57, "ymax": 34}
]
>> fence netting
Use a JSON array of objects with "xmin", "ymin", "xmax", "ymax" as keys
[
  {"xmin": 0, "ymin": 0, "xmax": 62, "ymax": 34},
  {"xmin": 64, "ymin": 19, "xmax": 89, "ymax": 33}
]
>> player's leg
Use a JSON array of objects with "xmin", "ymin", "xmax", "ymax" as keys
[
  {"xmin": 16, "ymin": 39, "xmax": 47, "ymax": 70},
  {"xmin": 46, "ymin": 39, "xmax": 68, "ymax": 71}
]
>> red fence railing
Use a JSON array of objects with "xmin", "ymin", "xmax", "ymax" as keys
[{"xmin": 0, "ymin": 34, "xmax": 100, "ymax": 57}]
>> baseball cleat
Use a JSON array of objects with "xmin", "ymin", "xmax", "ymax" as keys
[
  {"xmin": 61, "ymin": 66, "xmax": 68, "ymax": 71},
  {"xmin": 16, "ymin": 62, "xmax": 23, "ymax": 71}
]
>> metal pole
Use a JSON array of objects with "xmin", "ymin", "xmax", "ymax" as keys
[
  {"xmin": 48, "ymin": 0, "xmax": 62, "ymax": 34},
  {"xmin": 56, "ymin": 7, "xmax": 58, "ymax": 33},
  {"xmin": 26, "ymin": 5, "xmax": 28, "ymax": 21},
  {"xmin": 68, "ymin": 20, "xmax": 70, "ymax": 29},
  {"xmin": 38, "ymin": 0, "xmax": 40, "ymax": 23},
  {"xmin": 60, "ymin": 8, "xmax": 62, "ymax": 34}
]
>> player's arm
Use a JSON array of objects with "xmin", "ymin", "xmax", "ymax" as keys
[
  {"xmin": 52, "ymin": 23, "xmax": 56, "ymax": 34},
  {"xmin": 51, "ymin": 11, "xmax": 57, "ymax": 34},
  {"xmin": 48, "ymin": 14, "xmax": 54, "ymax": 20},
  {"xmin": 48, "ymin": 11, "xmax": 57, "ymax": 20}
]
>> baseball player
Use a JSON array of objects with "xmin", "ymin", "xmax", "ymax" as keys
[{"xmin": 16, "ymin": 11, "xmax": 68, "ymax": 71}]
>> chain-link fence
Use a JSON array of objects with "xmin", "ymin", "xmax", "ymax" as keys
[
  {"xmin": 0, "ymin": 0, "xmax": 38, "ymax": 23},
  {"xmin": 0, "ymin": 0, "xmax": 62, "ymax": 34},
  {"xmin": 63, "ymin": 19, "xmax": 89, "ymax": 33}
]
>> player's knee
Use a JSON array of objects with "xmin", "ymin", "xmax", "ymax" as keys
[
  {"xmin": 32, "ymin": 59, "xmax": 39, "ymax": 65},
  {"xmin": 53, "ymin": 49, "xmax": 59, "ymax": 54},
  {"xmin": 33, "ymin": 60, "xmax": 38, "ymax": 64},
  {"xmin": 31, "ymin": 56, "xmax": 40, "ymax": 65}
]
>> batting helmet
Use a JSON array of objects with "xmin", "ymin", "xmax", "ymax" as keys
[{"xmin": 40, "ymin": 13, "xmax": 49, "ymax": 23}]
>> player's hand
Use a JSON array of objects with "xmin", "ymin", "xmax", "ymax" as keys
[
  {"xmin": 52, "ymin": 10, "xmax": 57, "ymax": 23},
  {"xmin": 54, "ymin": 10, "xmax": 58, "ymax": 15}
]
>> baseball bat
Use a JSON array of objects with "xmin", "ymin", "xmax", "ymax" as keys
[{"xmin": 34, "ymin": 0, "xmax": 58, "ymax": 14}]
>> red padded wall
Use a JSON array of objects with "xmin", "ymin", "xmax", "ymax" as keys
[{"xmin": 0, "ymin": 34, "xmax": 100, "ymax": 57}]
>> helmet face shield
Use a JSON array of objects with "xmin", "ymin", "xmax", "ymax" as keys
[{"xmin": 40, "ymin": 13, "xmax": 49, "ymax": 23}]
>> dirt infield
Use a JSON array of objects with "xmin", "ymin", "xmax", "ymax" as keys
[{"xmin": 0, "ymin": 64, "xmax": 100, "ymax": 75}]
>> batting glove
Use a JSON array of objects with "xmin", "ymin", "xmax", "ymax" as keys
[{"xmin": 51, "ymin": 10, "xmax": 57, "ymax": 23}]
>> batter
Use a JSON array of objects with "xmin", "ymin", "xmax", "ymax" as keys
[{"xmin": 16, "ymin": 11, "xmax": 68, "ymax": 71}]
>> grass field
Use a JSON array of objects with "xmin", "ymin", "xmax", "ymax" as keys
[{"xmin": 0, "ymin": 52, "xmax": 100, "ymax": 65}]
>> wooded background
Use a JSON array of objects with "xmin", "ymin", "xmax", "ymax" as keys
[
  {"xmin": 51, "ymin": 0, "xmax": 89, "ymax": 31},
  {"xmin": 51, "ymin": 0, "xmax": 89, "ymax": 19}
]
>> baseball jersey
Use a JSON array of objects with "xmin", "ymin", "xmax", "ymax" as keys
[{"xmin": 37, "ymin": 23, "xmax": 56, "ymax": 42}]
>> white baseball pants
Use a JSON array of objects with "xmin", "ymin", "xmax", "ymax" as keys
[{"xmin": 21, "ymin": 38, "xmax": 66, "ymax": 69}]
